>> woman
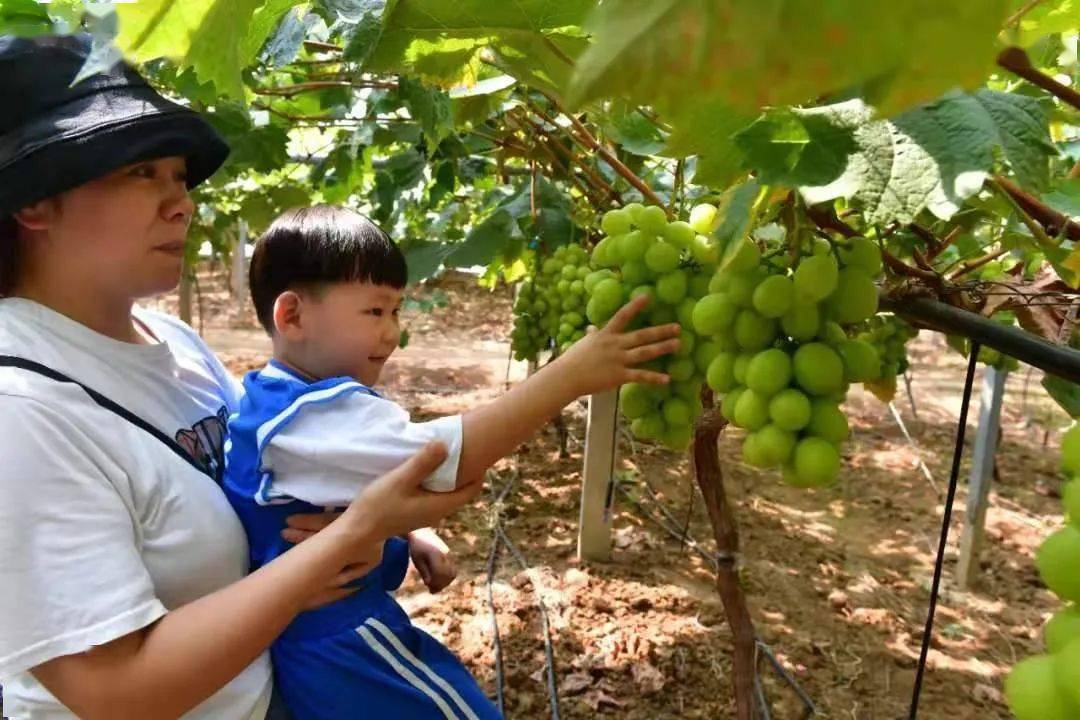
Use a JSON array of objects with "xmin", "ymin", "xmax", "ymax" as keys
[{"xmin": 0, "ymin": 34, "xmax": 481, "ymax": 719}]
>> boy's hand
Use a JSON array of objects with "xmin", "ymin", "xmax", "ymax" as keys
[
  {"xmin": 558, "ymin": 293, "xmax": 681, "ymax": 398},
  {"xmin": 408, "ymin": 527, "xmax": 457, "ymax": 594}
]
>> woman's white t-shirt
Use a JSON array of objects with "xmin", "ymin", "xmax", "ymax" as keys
[{"xmin": 0, "ymin": 298, "xmax": 272, "ymax": 719}]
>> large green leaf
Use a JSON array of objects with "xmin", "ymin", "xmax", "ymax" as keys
[
  {"xmin": 399, "ymin": 77, "xmax": 454, "ymax": 150},
  {"xmin": 364, "ymin": 0, "xmax": 595, "ymax": 90},
  {"xmin": 445, "ymin": 208, "xmax": 518, "ymax": 267},
  {"xmin": 0, "ymin": 0, "xmax": 51, "ymax": 36},
  {"xmin": 735, "ymin": 90, "xmax": 1056, "ymax": 225},
  {"xmin": 116, "ymin": 0, "xmax": 282, "ymax": 97},
  {"xmin": 663, "ymin": 99, "xmax": 755, "ymax": 189},
  {"xmin": 1007, "ymin": 0, "xmax": 1080, "ymax": 46},
  {"xmin": 566, "ymin": 0, "xmax": 1009, "ymax": 117}
]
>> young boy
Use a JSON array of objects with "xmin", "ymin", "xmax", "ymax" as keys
[{"xmin": 224, "ymin": 205, "xmax": 679, "ymax": 720}]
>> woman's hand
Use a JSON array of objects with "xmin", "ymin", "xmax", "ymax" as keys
[{"xmin": 557, "ymin": 294, "xmax": 681, "ymax": 397}]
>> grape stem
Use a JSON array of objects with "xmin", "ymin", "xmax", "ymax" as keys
[
  {"xmin": 252, "ymin": 80, "xmax": 396, "ymax": 97},
  {"xmin": 945, "ymin": 246, "xmax": 1010, "ymax": 281},
  {"xmin": 997, "ymin": 46, "xmax": 1080, "ymax": 111}
]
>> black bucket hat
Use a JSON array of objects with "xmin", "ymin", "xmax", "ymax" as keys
[{"xmin": 0, "ymin": 34, "xmax": 230, "ymax": 216}]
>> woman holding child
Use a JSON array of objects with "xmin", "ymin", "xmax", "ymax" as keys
[{"xmin": 0, "ymin": 34, "xmax": 679, "ymax": 719}]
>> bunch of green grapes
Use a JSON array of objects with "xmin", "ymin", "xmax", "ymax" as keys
[
  {"xmin": 1004, "ymin": 424, "xmax": 1080, "ymax": 720},
  {"xmin": 853, "ymin": 314, "xmax": 918, "ymax": 401},
  {"xmin": 510, "ymin": 244, "xmax": 590, "ymax": 362},
  {"xmin": 586, "ymin": 201, "xmax": 722, "ymax": 451},
  {"xmin": 698, "ymin": 235, "xmax": 883, "ymax": 487},
  {"xmin": 855, "ymin": 314, "xmax": 917, "ymax": 379}
]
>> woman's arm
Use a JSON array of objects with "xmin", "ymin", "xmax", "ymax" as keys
[
  {"xmin": 455, "ymin": 295, "xmax": 679, "ymax": 487},
  {"xmin": 32, "ymin": 442, "xmax": 477, "ymax": 720}
]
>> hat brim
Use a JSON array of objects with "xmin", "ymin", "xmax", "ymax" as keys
[{"xmin": 0, "ymin": 84, "xmax": 230, "ymax": 216}]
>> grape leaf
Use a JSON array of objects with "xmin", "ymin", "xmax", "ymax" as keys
[
  {"xmin": 364, "ymin": 0, "xmax": 595, "ymax": 89},
  {"xmin": 566, "ymin": 0, "xmax": 1008, "ymax": 117},
  {"xmin": 243, "ymin": 0, "xmax": 305, "ymax": 64},
  {"xmin": 663, "ymin": 99, "xmax": 755, "ymax": 189},
  {"xmin": 1044, "ymin": 179, "xmax": 1080, "ymax": 221},
  {"xmin": 260, "ymin": 5, "xmax": 322, "ymax": 68},
  {"xmin": 116, "ymin": 0, "xmax": 266, "ymax": 98},
  {"xmin": 399, "ymin": 77, "xmax": 454, "ymax": 150},
  {"xmin": 404, "ymin": 241, "xmax": 453, "ymax": 283},
  {"xmin": 203, "ymin": 103, "xmax": 290, "ymax": 173},
  {"xmin": 1006, "ymin": 0, "xmax": 1080, "ymax": 46},
  {"xmin": 445, "ymin": 209, "xmax": 518, "ymax": 267},
  {"xmin": 735, "ymin": 90, "xmax": 1055, "ymax": 225},
  {"xmin": 0, "ymin": 0, "xmax": 51, "ymax": 36},
  {"xmin": 602, "ymin": 108, "xmax": 665, "ymax": 157}
]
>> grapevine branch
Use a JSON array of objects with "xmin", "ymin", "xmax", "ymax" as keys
[
  {"xmin": 505, "ymin": 113, "xmax": 616, "ymax": 207},
  {"xmin": 512, "ymin": 110, "xmax": 623, "ymax": 206},
  {"xmin": 691, "ymin": 403, "xmax": 757, "ymax": 720},
  {"xmin": 302, "ymin": 40, "xmax": 343, "ymax": 53},
  {"xmin": 253, "ymin": 80, "xmax": 397, "ymax": 97},
  {"xmin": 997, "ymin": 47, "xmax": 1080, "ymax": 111},
  {"xmin": 531, "ymin": 95, "xmax": 668, "ymax": 210},
  {"xmin": 992, "ymin": 175, "xmax": 1080, "ymax": 242},
  {"xmin": 946, "ymin": 246, "xmax": 1010, "ymax": 281}
]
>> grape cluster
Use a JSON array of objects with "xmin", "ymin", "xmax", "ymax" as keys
[
  {"xmin": 510, "ymin": 244, "xmax": 590, "ymax": 362},
  {"xmin": 700, "ymin": 235, "xmax": 883, "ymax": 487},
  {"xmin": 586, "ymin": 202, "xmax": 721, "ymax": 451},
  {"xmin": 854, "ymin": 314, "xmax": 917, "ymax": 379},
  {"xmin": 1005, "ymin": 424, "xmax": 1080, "ymax": 720}
]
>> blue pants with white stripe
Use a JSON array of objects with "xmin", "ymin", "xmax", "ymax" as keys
[{"xmin": 271, "ymin": 539, "xmax": 501, "ymax": 720}]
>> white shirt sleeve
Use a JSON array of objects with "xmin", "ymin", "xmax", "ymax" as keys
[
  {"xmin": 0, "ymin": 396, "xmax": 167, "ymax": 678},
  {"xmin": 262, "ymin": 392, "xmax": 463, "ymax": 506}
]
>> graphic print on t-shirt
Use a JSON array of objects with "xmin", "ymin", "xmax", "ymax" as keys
[{"xmin": 175, "ymin": 406, "xmax": 229, "ymax": 484}]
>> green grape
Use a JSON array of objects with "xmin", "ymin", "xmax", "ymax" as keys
[
  {"xmin": 818, "ymin": 320, "xmax": 847, "ymax": 346},
  {"xmin": 838, "ymin": 237, "xmax": 883, "ymax": 276},
  {"xmin": 1064, "ymin": 481, "xmax": 1080, "ymax": 524},
  {"xmin": 662, "ymin": 423, "xmax": 694, "ymax": 451},
  {"xmin": 721, "ymin": 237, "xmax": 761, "ymax": 274},
  {"xmin": 692, "ymin": 293, "xmax": 737, "ymax": 335},
  {"xmin": 734, "ymin": 310, "xmax": 778, "ymax": 351},
  {"xmin": 706, "ymin": 352, "xmax": 738, "ymax": 393},
  {"xmin": 1037, "ymin": 526, "xmax": 1080, "ymax": 602},
  {"xmin": 757, "ymin": 424, "xmax": 797, "ymax": 466},
  {"xmin": 781, "ymin": 304, "xmax": 821, "ymax": 342},
  {"xmin": 618, "ymin": 230, "xmax": 650, "ymax": 262},
  {"xmin": 656, "ymin": 270, "xmax": 688, "ymax": 304},
  {"xmin": 666, "ymin": 357, "xmax": 696, "ymax": 382},
  {"xmin": 691, "ymin": 234, "xmax": 720, "ymax": 265},
  {"xmin": 745, "ymin": 349, "xmax": 792, "ymax": 397},
  {"xmin": 727, "ymin": 269, "xmax": 764, "ymax": 308},
  {"xmin": 742, "ymin": 432, "xmax": 772, "ymax": 468},
  {"xmin": 733, "ymin": 352, "xmax": 754, "ymax": 384},
  {"xmin": 793, "ymin": 253, "xmax": 838, "ymax": 301},
  {"xmin": 630, "ymin": 284, "xmax": 656, "ymax": 305},
  {"xmin": 620, "ymin": 383, "xmax": 655, "ymax": 419},
  {"xmin": 632, "ymin": 412, "xmax": 666, "ymax": 441},
  {"xmin": 1046, "ymin": 606, "xmax": 1080, "ymax": 654},
  {"xmin": 826, "ymin": 267, "xmax": 878, "ymax": 324},
  {"xmin": 662, "ymin": 397, "xmax": 692, "ymax": 426},
  {"xmin": 752, "ymin": 275, "xmax": 794, "ymax": 319},
  {"xmin": 649, "ymin": 303, "xmax": 677, "ymax": 325},
  {"xmin": 664, "ymin": 221, "xmax": 696, "ymax": 248},
  {"xmin": 694, "ymin": 340, "xmax": 723, "ymax": 374},
  {"xmin": 644, "ymin": 241, "xmax": 681, "ymax": 274},
  {"xmin": 769, "ymin": 388, "xmax": 812, "ymax": 431},
  {"xmin": 638, "ymin": 205, "xmax": 669, "ymax": 235},
  {"xmin": 592, "ymin": 278, "xmax": 624, "ymax": 313},
  {"xmin": 673, "ymin": 377, "xmax": 704, "ymax": 401},
  {"xmin": 621, "ymin": 260, "xmax": 649, "ymax": 286},
  {"xmin": 1063, "ymin": 424, "xmax": 1080, "ymax": 476},
  {"xmin": 791, "ymin": 437, "xmax": 841, "ymax": 486},
  {"xmin": 806, "ymin": 399, "xmax": 849, "ymax": 444},
  {"xmin": 1005, "ymin": 655, "xmax": 1074, "ymax": 720},
  {"xmin": 733, "ymin": 389, "xmax": 770, "ymax": 430},
  {"xmin": 624, "ymin": 202, "xmax": 646, "ymax": 225},
  {"xmin": 837, "ymin": 339, "xmax": 880, "ymax": 382},
  {"xmin": 720, "ymin": 387, "xmax": 744, "ymax": 422},
  {"xmin": 688, "ymin": 272, "xmax": 712, "ymax": 299},
  {"xmin": 793, "ymin": 343, "xmax": 844, "ymax": 396},
  {"xmin": 688, "ymin": 203, "xmax": 718, "ymax": 234},
  {"xmin": 674, "ymin": 329, "xmax": 696, "ymax": 358},
  {"xmin": 676, "ymin": 297, "xmax": 697, "ymax": 329}
]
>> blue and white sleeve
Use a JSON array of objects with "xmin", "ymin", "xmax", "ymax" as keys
[{"xmin": 260, "ymin": 392, "xmax": 463, "ymax": 506}]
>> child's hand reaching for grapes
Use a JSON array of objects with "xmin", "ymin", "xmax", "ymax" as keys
[{"xmin": 555, "ymin": 293, "xmax": 681, "ymax": 398}]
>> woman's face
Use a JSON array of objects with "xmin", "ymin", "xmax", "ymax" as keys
[{"xmin": 46, "ymin": 155, "xmax": 195, "ymax": 298}]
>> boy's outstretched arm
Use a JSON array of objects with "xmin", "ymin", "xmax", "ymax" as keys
[{"xmin": 455, "ymin": 295, "xmax": 679, "ymax": 487}]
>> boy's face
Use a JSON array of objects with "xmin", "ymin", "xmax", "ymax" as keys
[{"xmin": 299, "ymin": 281, "xmax": 404, "ymax": 386}]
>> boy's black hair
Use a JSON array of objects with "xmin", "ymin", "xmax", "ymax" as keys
[{"xmin": 249, "ymin": 205, "xmax": 408, "ymax": 335}]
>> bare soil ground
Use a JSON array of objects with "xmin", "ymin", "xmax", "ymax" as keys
[{"xmin": 155, "ymin": 267, "xmax": 1072, "ymax": 720}]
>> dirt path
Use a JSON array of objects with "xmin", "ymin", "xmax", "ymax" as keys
[{"xmin": 187, "ymin": 272, "xmax": 1068, "ymax": 720}]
